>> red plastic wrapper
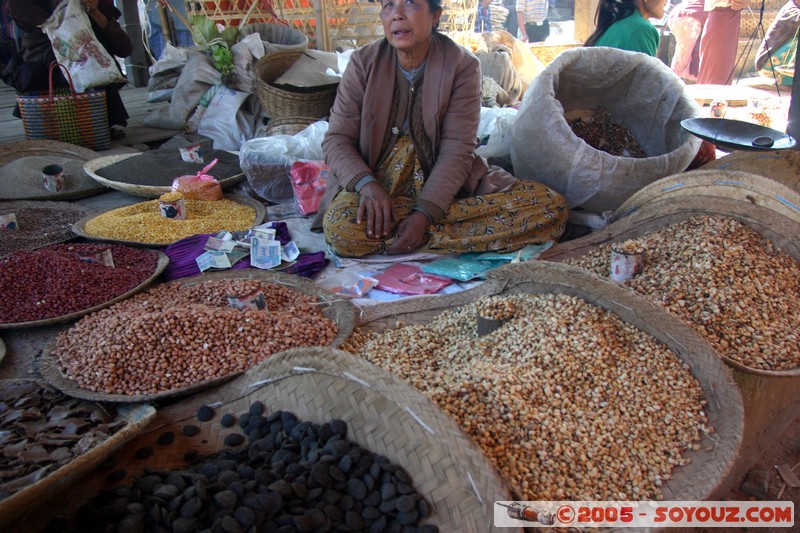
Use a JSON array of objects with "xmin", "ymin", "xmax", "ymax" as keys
[
  {"xmin": 290, "ymin": 160, "xmax": 330, "ymax": 215},
  {"xmin": 172, "ymin": 159, "xmax": 224, "ymax": 200},
  {"xmin": 373, "ymin": 263, "xmax": 454, "ymax": 295}
]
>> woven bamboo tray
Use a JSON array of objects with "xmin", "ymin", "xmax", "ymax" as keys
[
  {"xmin": 18, "ymin": 348, "xmax": 515, "ymax": 532},
  {"xmin": 0, "ymin": 250, "xmax": 169, "ymax": 331},
  {"xmin": 0, "ymin": 200, "xmax": 91, "ymax": 256},
  {"xmin": 0, "ymin": 379, "xmax": 156, "ymax": 528},
  {"xmin": 254, "ymin": 49, "xmax": 339, "ymax": 120},
  {"xmin": 83, "ymin": 152, "xmax": 247, "ymax": 198},
  {"xmin": 70, "ymin": 194, "xmax": 266, "ymax": 248},
  {"xmin": 699, "ymin": 149, "xmax": 800, "ymax": 194},
  {"xmin": 541, "ymin": 197, "xmax": 800, "ymax": 488},
  {"xmin": 358, "ymin": 261, "xmax": 745, "ymax": 501},
  {"xmin": 528, "ymin": 41, "xmax": 581, "ymax": 66},
  {"xmin": 0, "ymin": 140, "xmax": 107, "ymax": 201},
  {"xmin": 613, "ymin": 169, "xmax": 800, "ymax": 224},
  {"xmin": 39, "ymin": 269, "xmax": 356, "ymax": 404}
]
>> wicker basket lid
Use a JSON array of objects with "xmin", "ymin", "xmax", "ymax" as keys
[{"xmin": 19, "ymin": 348, "xmax": 516, "ymax": 532}]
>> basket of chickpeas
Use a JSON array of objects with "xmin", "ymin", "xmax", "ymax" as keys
[{"xmin": 342, "ymin": 261, "xmax": 744, "ymax": 504}]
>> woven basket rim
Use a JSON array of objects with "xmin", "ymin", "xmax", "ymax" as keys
[
  {"xmin": 83, "ymin": 153, "xmax": 247, "ymax": 199},
  {"xmin": 20, "ymin": 348, "xmax": 517, "ymax": 532},
  {"xmin": 0, "ymin": 140, "xmax": 107, "ymax": 201},
  {"xmin": 545, "ymin": 195, "xmax": 800, "ymax": 377},
  {"xmin": 253, "ymin": 50, "xmax": 338, "ymax": 120},
  {"xmin": 0, "ymin": 250, "xmax": 169, "ymax": 330},
  {"xmin": 358, "ymin": 261, "xmax": 745, "ymax": 502},
  {"xmin": 699, "ymin": 150, "xmax": 800, "ymax": 190},
  {"xmin": 70, "ymin": 194, "xmax": 266, "ymax": 247},
  {"xmin": 0, "ymin": 378, "xmax": 156, "ymax": 528},
  {"xmin": 613, "ymin": 169, "xmax": 800, "ymax": 222},
  {"xmin": 39, "ymin": 269, "xmax": 357, "ymax": 403}
]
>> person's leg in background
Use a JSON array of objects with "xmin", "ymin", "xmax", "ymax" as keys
[{"xmin": 697, "ymin": 6, "xmax": 741, "ymax": 84}]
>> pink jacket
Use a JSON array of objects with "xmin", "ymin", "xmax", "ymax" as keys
[{"xmin": 312, "ymin": 32, "xmax": 515, "ymax": 230}]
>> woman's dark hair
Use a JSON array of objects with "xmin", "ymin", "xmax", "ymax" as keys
[
  {"xmin": 427, "ymin": 0, "xmax": 443, "ymax": 30},
  {"xmin": 584, "ymin": 0, "xmax": 639, "ymax": 46}
]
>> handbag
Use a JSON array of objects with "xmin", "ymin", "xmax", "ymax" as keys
[
  {"xmin": 17, "ymin": 62, "xmax": 110, "ymax": 151},
  {"xmin": 42, "ymin": 0, "xmax": 126, "ymax": 93}
]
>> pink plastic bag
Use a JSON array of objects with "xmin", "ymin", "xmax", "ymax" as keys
[
  {"xmin": 289, "ymin": 161, "xmax": 330, "ymax": 215},
  {"xmin": 373, "ymin": 263, "xmax": 454, "ymax": 295},
  {"xmin": 172, "ymin": 159, "xmax": 223, "ymax": 200}
]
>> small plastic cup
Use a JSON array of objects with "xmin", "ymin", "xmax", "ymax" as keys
[{"xmin": 41, "ymin": 164, "xmax": 64, "ymax": 192}]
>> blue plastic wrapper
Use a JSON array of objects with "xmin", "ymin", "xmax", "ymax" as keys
[{"xmin": 422, "ymin": 256, "xmax": 494, "ymax": 282}]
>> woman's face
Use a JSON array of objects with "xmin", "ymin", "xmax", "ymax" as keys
[
  {"xmin": 640, "ymin": 0, "xmax": 667, "ymax": 19},
  {"xmin": 380, "ymin": 0, "xmax": 442, "ymax": 55}
]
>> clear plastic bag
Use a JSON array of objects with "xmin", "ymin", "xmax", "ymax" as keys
[
  {"xmin": 290, "ymin": 160, "xmax": 330, "ymax": 216},
  {"xmin": 239, "ymin": 121, "xmax": 328, "ymax": 204},
  {"xmin": 172, "ymin": 159, "xmax": 224, "ymax": 200}
]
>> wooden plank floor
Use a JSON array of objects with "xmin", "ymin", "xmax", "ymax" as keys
[{"xmin": 0, "ymin": 84, "xmax": 180, "ymax": 151}]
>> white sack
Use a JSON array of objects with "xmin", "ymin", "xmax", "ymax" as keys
[{"xmin": 511, "ymin": 47, "xmax": 702, "ymax": 212}]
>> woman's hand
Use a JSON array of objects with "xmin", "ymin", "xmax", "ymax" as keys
[
  {"xmin": 729, "ymin": 0, "xmax": 749, "ymax": 9},
  {"xmin": 81, "ymin": 0, "xmax": 99, "ymax": 13},
  {"xmin": 357, "ymin": 181, "xmax": 398, "ymax": 238},
  {"xmin": 385, "ymin": 211, "xmax": 429, "ymax": 254}
]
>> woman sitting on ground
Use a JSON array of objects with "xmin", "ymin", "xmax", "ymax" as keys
[
  {"xmin": 313, "ymin": 0, "xmax": 567, "ymax": 258},
  {"xmin": 585, "ymin": 0, "xmax": 668, "ymax": 57}
]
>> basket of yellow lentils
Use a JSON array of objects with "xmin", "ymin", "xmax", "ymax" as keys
[{"xmin": 71, "ymin": 194, "xmax": 265, "ymax": 247}]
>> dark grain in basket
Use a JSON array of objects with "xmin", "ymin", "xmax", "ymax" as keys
[{"xmin": 51, "ymin": 406, "xmax": 439, "ymax": 532}]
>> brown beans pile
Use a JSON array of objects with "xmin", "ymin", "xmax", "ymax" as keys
[
  {"xmin": 0, "ymin": 380, "xmax": 127, "ymax": 501},
  {"xmin": 53, "ymin": 280, "xmax": 338, "ymax": 395},
  {"xmin": 343, "ymin": 294, "xmax": 709, "ymax": 501},
  {"xmin": 566, "ymin": 215, "xmax": 800, "ymax": 371},
  {"xmin": 568, "ymin": 107, "xmax": 647, "ymax": 158},
  {"xmin": 0, "ymin": 244, "xmax": 158, "ymax": 324},
  {"xmin": 0, "ymin": 207, "xmax": 85, "ymax": 257}
]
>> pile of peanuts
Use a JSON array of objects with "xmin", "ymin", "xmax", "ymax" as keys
[
  {"xmin": 343, "ymin": 294, "xmax": 709, "ymax": 501},
  {"xmin": 612, "ymin": 239, "xmax": 646, "ymax": 256},
  {"xmin": 83, "ymin": 198, "xmax": 255, "ymax": 244},
  {"xmin": 566, "ymin": 215, "xmax": 800, "ymax": 371},
  {"xmin": 0, "ymin": 244, "xmax": 158, "ymax": 323},
  {"xmin": 54, "ymin": 280, "xmax": 338, "ymax": 395}
]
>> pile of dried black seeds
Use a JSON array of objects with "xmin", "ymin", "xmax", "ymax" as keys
[{"xmin": 50, "ymin": 403, "xmax": 438, "ymax": 533}]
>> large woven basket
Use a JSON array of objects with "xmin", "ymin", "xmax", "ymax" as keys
[
  {"xmin": 357, "ymin": 261, "xmax": 745, "ymax": 502},
  {"xmin": 542, "ymin": 196, "xmax": 800, "ymax": 488},
  {"xmin": 16, "ymin": 348, "xmax": 516, "ymax": 532},
  {"xmin": 699, "ymin": 149, "xmax": 800, "ymax": 194},
  {"xmin": 265, "ymin": 116, "xmax": 320, "ymax": 136},
  {"xmin": 0, "ymin": 379, "xmax": 155, "ymax": 528},
  {"xmin": 613, "ymin": 169, "xmax": 800, "ymax": 224},
  {"xmin": 254, "ymin": 49, "xmax": 339, "ymax": 120},
  {"xmin": 39, "ymin": 269, "xmax": 357, "ymax": 404},
  {"xmin": 17, "ymin": 63, "xmax": 110, "ymax": 152}
]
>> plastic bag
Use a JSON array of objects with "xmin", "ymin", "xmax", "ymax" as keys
[
  {"xmin": 373, "ymin": 263, "xmax": 454, "ymax": 295},
  {"xmin": 422, "ymin": 256, "xmax": 494, "ymax": 282},
  {"xmin": 197, "ymin": 87, "xmax": 258, "ymax": 151},
  {"xmin": 290, "ymin": 160, "xmax": 330, "ymax": 216},
  {"xmin": 172, "ymin": 159, "xmax": 224, "ymax": 200},
  {"xmin": 240, "ymin": 121, "xmax": 329, "ymax": 204},
  {"xmin": 511, "ymin": 47, "xmax": 702, "ymax": 213},
  {"xmin": 476, "ymin": 107, "xmax": 518, "ymax": 159},
  {"xmin": 42, "ymin": 0, "xmax": 126, "ymax": 93}
]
